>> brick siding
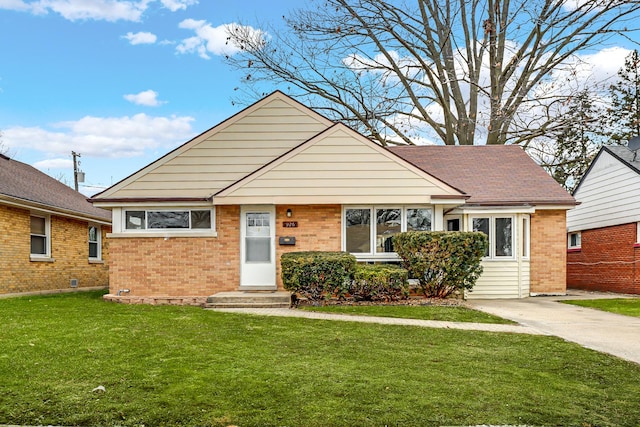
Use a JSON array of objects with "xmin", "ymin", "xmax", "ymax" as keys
[
  {"xmin": 0, "ymin": 204, "xmax": 110, "ymax": 295},
  {"xmin": 567, "ymin": 223, "xmax": 640, "ymax": 294},
  {"xmin": 107, "ymin": 205, "xmax": 343, "ymax": 304},
  {"xmin": 530, "ymin": 210, "xmax": 567, "ymax": 295}
]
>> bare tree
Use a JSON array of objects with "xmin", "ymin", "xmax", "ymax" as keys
[{"xmin": 227, "ymin": 0, "xmax": 640, "ymax": 147}]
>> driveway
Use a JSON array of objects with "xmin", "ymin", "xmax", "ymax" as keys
[{"xmin": 467, "ymin": 290, "xmax": 640, "ymax": 365}]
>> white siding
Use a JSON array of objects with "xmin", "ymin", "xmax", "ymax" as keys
[
  {"xmin": 215, "ymin": 127, "xmax": 462, "ymax": 205},
  {"xmin": 467, "ymin": 261, "xmax": 522, "ymax": 299},
  {"xmin": 568, "ymin": 150, "xmax": 640, "ymax": 232},
  {"xmin": 97, "ymin": 95, "xmax": 332, "ymax": 199}
]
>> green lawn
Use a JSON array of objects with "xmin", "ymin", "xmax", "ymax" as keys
[
  {"xmin": 1, "ymin": 291, "xmax": 640, "ymax": 427},
  {"xmin": 300, "ymin": 303, "xmax": 514, "ymax": 324},
  {"xmin": 563, "ymin": 298, "xmax": 640, "ymax": 318}
]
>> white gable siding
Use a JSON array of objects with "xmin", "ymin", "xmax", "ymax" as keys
[
  {"xmin": 215, "ymin": 127, "xmax": 462, "ymax": 205},
  {"xmin": 100, "ymin": 97, "xmax": 332, "ymax": 199},
  {"xmin": 568, "ymin": 150, "xmax": 640, "ymax": 232}
]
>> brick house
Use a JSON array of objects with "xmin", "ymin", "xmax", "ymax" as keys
[
  {"xmin": 0, "ymin": 153, "xmax": 111, "ymax": 295},
  {"xmin": 90, "ymin": 91, "xmax": 575, "ymax": 305},
  {"xmin": 567, "ymin": 140, "xmax": 640, "ymax": 294}
]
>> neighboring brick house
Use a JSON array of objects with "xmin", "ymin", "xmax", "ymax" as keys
[
  {"xmin": 90, "ymin": 91, "xmax": 575, "ymax": 305},
  {"xmin": 567, "ymin": 140, "xmax": 640, "ymax": 294},
  {"xmin": 0, "ymin": 153, "xmax": 111, "ymax": 295}
]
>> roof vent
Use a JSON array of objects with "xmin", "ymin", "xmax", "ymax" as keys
[{"xmin": 628, "ymin": 136, "xmax": 640, "ymax": 151}]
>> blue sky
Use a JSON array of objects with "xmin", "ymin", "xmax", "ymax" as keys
[
  {"xmin": 0, "ymin": 1, "xmax": 638, "ymax": 196},
  {"xmin": 0, "ymin": 0, "xmax": 299, "ymax": 195}
]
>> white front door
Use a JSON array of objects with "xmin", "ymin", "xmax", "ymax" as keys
[{"xmin": 240, "ymin": 205, "xmax": 276, "ymax": 289}]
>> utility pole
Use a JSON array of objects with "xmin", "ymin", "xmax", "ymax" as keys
[{"xmin": 72, "ymin": 151, "xmax": 81, "ymax": 191}]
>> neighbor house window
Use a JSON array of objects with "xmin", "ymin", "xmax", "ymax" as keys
[
  {"xmin": 568, "ymin": 232, "xmax": 581, "ymax": 249},
  {"xmin": 124, "ymin": 209, "xmax": 213, "ymax": 231},
  {"xmin": 30, "ymin": 215, "xmax": 50, "ymax": 257},
  {"xmin": 471, "ymin": 216, "xmax": 514, "ymax": 259},
  {"xmin": 88, "ymin": 225, "xmax": 101, "ymax": 260},
  {"xmin": 344, "ymin": 206, "xmax": 432, "ymax": 258}
]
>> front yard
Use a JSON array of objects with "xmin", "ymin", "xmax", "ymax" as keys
[
  {"xmin": 1, "ymin": 291, "xmax": 639, "ymax": 426},
  {"xmin": 563, "ymin": 297, "xmax": 640, "ymax": 318}
]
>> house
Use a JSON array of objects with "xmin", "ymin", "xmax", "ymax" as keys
[
  {"xmin": 0, "ymin": 153, "xmax": 111, "ymax": 295},
  {"xmin": 90, "ymin": 91, "xmax": 575, "ymax": 305},
  {"xmin": 566, "ymin": 139, "xmax": 640, "ymax": 294}
]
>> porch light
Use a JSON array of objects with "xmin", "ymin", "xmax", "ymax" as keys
[{"xmin": 286, "ymin": 209, "xmax": 293, "ymax": 218}]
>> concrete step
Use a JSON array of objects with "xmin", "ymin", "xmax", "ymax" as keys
[{"xmin": 205, "ymin": 291, "xmax": 291, "ymax": 309}]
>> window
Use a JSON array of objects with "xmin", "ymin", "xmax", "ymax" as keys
[
  {"xmin": 471, "ymin": 216, "xmax": 514, "ymax": 259},
  {"xmin": 124, "ymin": 209, "xmax": 213, "ymax": 231},
  {"xmin": 522, "ymin": 216, "xmax": 530, "ymax": 258},
  {"xmin": 30, "ymin": 215, "xmax": 49, "ymax": 257},
  {"xmin": 568, "ymin": 232, "xmax": 581, "ymax": 249},
  {"xmin": 344, "ymin": 206, "xmax": 432, "ymax": 257},
  {"xmin": 88, "ymin": 225, "xmax": 101, "ymax": 260}
]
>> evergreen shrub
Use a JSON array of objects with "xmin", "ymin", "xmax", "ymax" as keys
[
  {"xmin": 350, "ymin": 264, "xmax": 409, "ymax": 302},
  {"xmin": 281, "ymin": 251, "xmax": 356, "ymax": 303},
  {"xmin": 393, "ymin": 231, "xmax": 488, "ymax": 298}
]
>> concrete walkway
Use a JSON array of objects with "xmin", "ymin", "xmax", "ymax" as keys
[
  {"xmin": 210, "ymin": 290, "xmax": 640, "ymax": 364},
  {"xmin": 467, "ymin": 291, "xmax": 640, "ymax": 365}
]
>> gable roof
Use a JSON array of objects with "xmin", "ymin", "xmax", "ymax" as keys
[
  {"xmin": 213, "ymin": 123, "xmax": 466, "ymax": 205},
  {"xmin": 0, "ymin": 154, "xmax": 111, "ymax": 222},
  {"xmin": 573, "ymin": 145, "xmax": 640, "ymax": 195},
  {"xmin": 91, "ymin": 91, "xmax": 334, "ymax": 202},
  {"xmin": 389, "ymin": 145, "xmax": 575, "ymax": 207}
]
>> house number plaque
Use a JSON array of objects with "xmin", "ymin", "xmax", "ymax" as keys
[{"xmin": 282, "ymin": 221, "xmax": 298, "ymax": 228}]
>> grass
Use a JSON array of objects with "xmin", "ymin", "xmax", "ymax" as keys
[
  {"xmin": 300, "ymin": 303, "xmax": 514, "ymax": 324},
  {"xmin": 563, "ymin": 298, "xmax": 640, "ymax": 318},
  {"xmin": 1, "ymin": 291, "xmax": 639, "ymax": 426}
]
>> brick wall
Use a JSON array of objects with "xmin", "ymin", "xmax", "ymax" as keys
[
  {"xmin": 567, "ymin": 223, "xmax": 640, "ymax": 294},
  {"xmin": 530, "ymin": 209, "xmax": 567, "ymax": 295},
  {"xmin": 107, "ymin": 205, "xmax": 342, "ymax": 303},
  {"xmin": 275, "ymin": 205, "xmax": 342, "ymax": 288},
  {"xmin": 107, "ymin": 205, "xmax": 240, "ymax": 301},
  {"xmin": 0, "ymin": 204, "xmax": 110, "ymax": 295}
]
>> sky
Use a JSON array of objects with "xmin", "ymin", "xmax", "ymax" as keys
[
  {"xmin": 0, "ymin": 0, "xmax": 638, "ymax": 196},
  {"xmin": 0, "ymin": 0, "xmax": 300, "ymax": 195}
]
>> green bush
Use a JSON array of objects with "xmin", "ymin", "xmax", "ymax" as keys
[
  {"xmin": 393, "ymin": 231, "xmax": 488, "ymax": 298},
  {"xmin": 281, "ymin": 251, "xmax": 357, "ymax": 303},
  {"xmin": 350, "ymin": 264, "xmax": 410, "ymax": 302}
]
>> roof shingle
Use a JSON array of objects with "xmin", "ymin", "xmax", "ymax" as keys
[
  {"xmin": 0, "ymin": 154, "xmax": 111, "ymax": 221},
  {"xmin": 389, "ymin": 145, "xmax": 575, "ymax": 206}
]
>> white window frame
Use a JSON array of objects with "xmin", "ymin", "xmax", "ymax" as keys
[
  {"xmin": 119, "ymin": 207, "xmax": 216, "ymax": 237},
  {"xmin": 469, "ymin": 215, "xmax": 516, "ymax": 260},
  {"xmin": 30, "ymin": 214, "xmax": 51, "ymax": 259},
  {"xmin": 522, "ymin": 215, "xmax": 530, "ymax": 259},
  {"xmin": 88, "ymin": 224, "xmax": 102, "ymax": 261},
  {"xmin": 636, "ymin": 222, "xmax": 640, "ymax": 244},
  {"xmin": 342, "ymin": 205, "xmax": 433, "ymax": 260},
  {"xmin": 568, "ymin": 231, "xmax": 582, "ymax": 250}
]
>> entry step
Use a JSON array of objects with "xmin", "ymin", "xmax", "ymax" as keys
[{"xmin": 205, "ymin": 291, "xmax": 291, "ymax": 309}]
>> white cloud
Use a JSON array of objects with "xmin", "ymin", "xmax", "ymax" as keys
[
  {"xmin": 123, "ymin": 31, "xmax": 157, "ymax": 45},
  {"xmin": 33, "ymin": 158, "xmax": 73, "ymax": 169},
  {"xmin": 160, "ymin": 0, "xmax": 196, "ymax": 11},
  {"xmin": 3, "ymin": 113, "xmax": 194, "ymax": 158},
  {"xmin": 0, "ymin": 0, "xmax": 196, "ymax": 22},
  {"xmin": 176, "ymin": 19, "xmax": 265, "ymax": 59},
  {"xmin": 124, "ymin": 89, "xmax": 166, "ymax": 106}
]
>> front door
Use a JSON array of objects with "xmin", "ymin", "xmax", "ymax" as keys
[{"xmin": 240, "ymin": 205, "xmax": 276, "ymax": 289}]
